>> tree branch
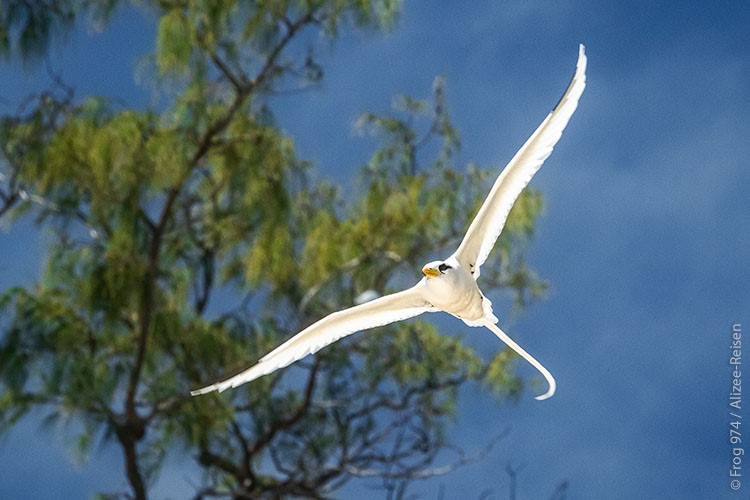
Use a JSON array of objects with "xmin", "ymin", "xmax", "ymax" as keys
[
  {"xmin": 125, "ymin": 7, "xmax": 322, "ymax": 421},
  {"xmin": 198, "ymin": 448, "xmax": 242, "ymax": 478},
  {"xmin": 248, "ymin": 358, "xmax": 319, "ymax": 456}
]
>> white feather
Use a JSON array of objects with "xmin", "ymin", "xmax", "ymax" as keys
[
  {"xmin": 452, "ymin": 45, "xmax": 587, "ymax": 279},
  {"xmin": 480, "ymin": 319, "xmax": 556, "ymax": 400},
  {"xmin": 191, "ymin": 284, "xmax": 435, "ymax": 395},
  {"xmin": 193, "ymin": 45, "xmax": 587, "ymax": 400}
]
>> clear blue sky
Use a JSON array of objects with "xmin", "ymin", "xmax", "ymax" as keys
[{"xmin": 1, "ymin": 1, "xmax": 748, "ymax": 499}]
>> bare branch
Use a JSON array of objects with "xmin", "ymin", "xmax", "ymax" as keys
[
  {"xmin": 344, "ymin": 428, "xmax": 509, "ymax": 481},
  {"xmin": 248, "ymin": 358, "xmax": 319, "ymax": 456},
  {"xmin": 210, "ymin": 51, "xmax": 244, "ymax": 92}
]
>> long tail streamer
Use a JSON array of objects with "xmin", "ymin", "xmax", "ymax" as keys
[{"xmin": 480, "ymin": 319, "xmax": 556, "ymax": 400}]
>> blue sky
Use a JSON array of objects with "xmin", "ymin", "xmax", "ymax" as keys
[{"xmin": 1, "ymin": 1, "xmax": 748, "ymax": 499}]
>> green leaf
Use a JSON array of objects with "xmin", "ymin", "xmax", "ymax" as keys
[{"xmin": 156, "ymin": 9, "xmax": 192, "ymax": 75}]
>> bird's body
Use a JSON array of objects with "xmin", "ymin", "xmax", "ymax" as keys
[
  {"xmin": 420, "ymin": 257, "xmax": 489, "ymax": 325},
  {"xmin": 192, "ymin": 45, "xmax": 587, "ymax": 400}
]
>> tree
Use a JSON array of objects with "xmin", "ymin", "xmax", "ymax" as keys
[{"xmin": 0, "ymin": 2, "xmax": 546, "ymax": 498}]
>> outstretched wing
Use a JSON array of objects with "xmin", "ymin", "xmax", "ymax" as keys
[
  {"xmin": 452, "ymin": 45, "xmax": 587, "ymax": 279},
  {"xmin": 191, "ymin": 284, "xmax": 434, "ymax": 395}
]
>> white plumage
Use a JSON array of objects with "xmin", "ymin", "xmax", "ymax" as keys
[{"xmin": 192, "ymin": 45, "xmax": 587, "ymax": 399}]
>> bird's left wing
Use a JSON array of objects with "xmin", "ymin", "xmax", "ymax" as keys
[
  {"xmin": 191, "ymin": 283, "xmax": 434, "ymax": 395},
  {"xmin": 452, "ymin": 45, "xmax": 587, "ymax": 279}
]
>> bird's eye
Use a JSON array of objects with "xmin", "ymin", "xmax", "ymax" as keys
[{"xmin": 438, "ymin": 263, "xmax": 451, "ymax": 272}]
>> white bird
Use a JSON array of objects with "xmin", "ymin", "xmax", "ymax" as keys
[{"xmin": 192, "ymin": 45, "xmax": 587, "ymax": 400}]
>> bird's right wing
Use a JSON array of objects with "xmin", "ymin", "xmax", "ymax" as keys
[
  {"xmin": 191, "ymin": 283, "xmax": 435, "ymax": 395},
  {"xmin": 452, "ymin": 45, "xmax": 587, "ymax": 279}
]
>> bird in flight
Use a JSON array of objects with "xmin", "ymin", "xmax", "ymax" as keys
[{"xmin": 192, "ymin": 45, "xmax": 587, "ymax": 400}]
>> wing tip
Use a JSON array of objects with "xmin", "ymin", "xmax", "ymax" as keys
[
  {"xmin": 550, "ymin": 43, "xmax": 587, "ymax": 114},
  {"xmin": 191, "ymin": 380, "xmax": 236, "ymax": 396},
  {"xmin": 190, "ymin": 385, "xmax": 219, "ymax": 396},
  {"xmin": 576, "ymin": 43, "xmax": 587, "ymax": 76},
  {"xmin": 190, "ymin": 359, "xmax": 271, "ymax": 396}
]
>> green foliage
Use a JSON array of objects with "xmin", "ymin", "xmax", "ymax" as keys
[
  {"xmin": 156, "ymin": 9, "xmax": 192, "ymax": 75},
  {"xmin": 0, "ymin": 2, "xmax": 546, "ymax": 499},
  {"xmin": 0, "ymin": 1, "xmax": 117, "ymax": 64}
]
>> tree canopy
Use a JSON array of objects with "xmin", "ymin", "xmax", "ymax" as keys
[{"xmin": 0, "ymin": 2, "xmax": 546, "ymax": 498}]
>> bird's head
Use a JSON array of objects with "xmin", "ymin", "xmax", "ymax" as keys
[{"xmin": 421, "ymin": 260, "xmax": 452, "ymax": 279}]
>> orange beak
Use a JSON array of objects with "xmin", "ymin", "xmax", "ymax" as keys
[{"xmin": 422, "ymin": 267, "xmax": 440, "ymax": 278}]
